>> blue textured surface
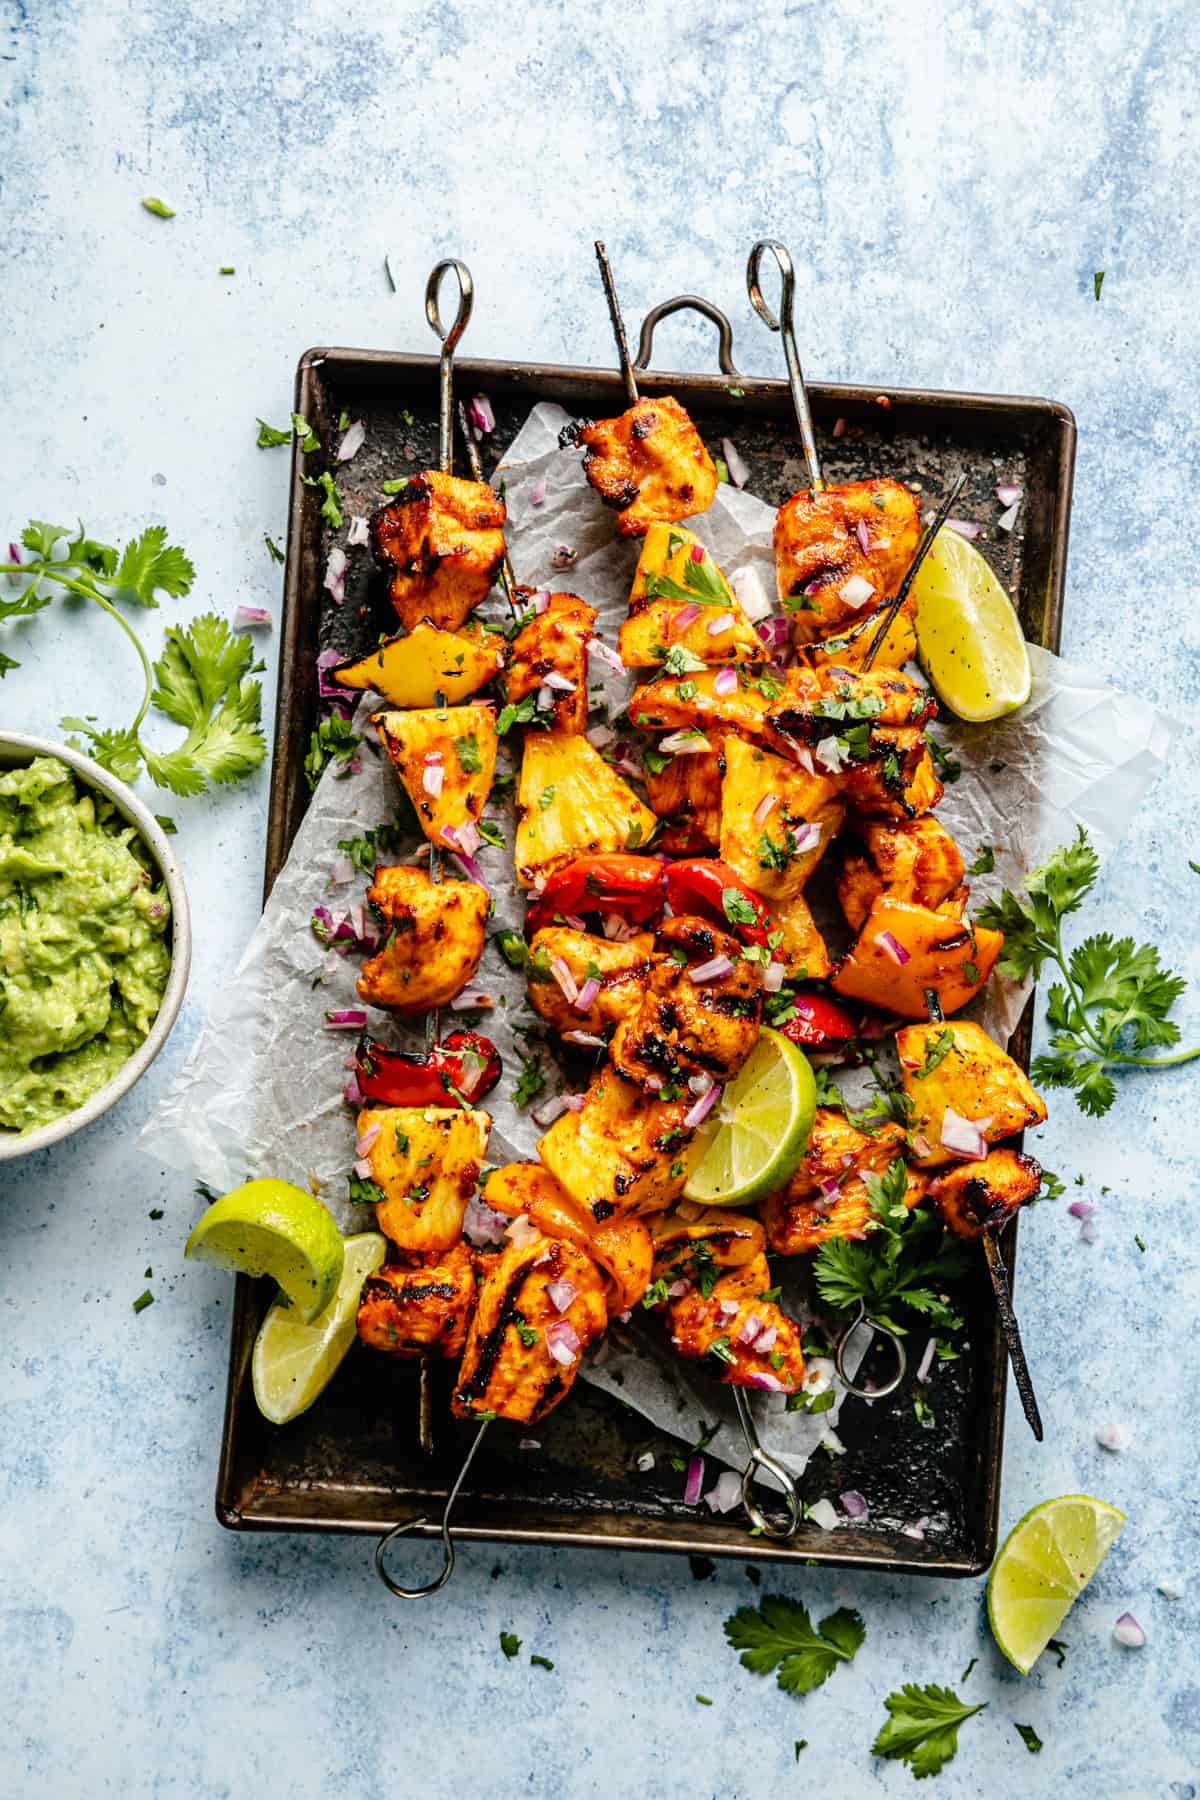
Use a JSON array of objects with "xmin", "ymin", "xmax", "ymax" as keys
[{"xmin": 2, "ymin": 2, "xmax": 1198, "ymax": 1795}]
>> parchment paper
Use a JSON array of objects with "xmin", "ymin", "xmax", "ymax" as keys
[{"xmin": 141, "ymin": 403, "xmax": 1177, "ymax": 1499}]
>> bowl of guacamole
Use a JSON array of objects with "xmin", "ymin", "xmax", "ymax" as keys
[{"xmin": 0, "ymin": 733, "xmax": 191, "ymax": 1159}]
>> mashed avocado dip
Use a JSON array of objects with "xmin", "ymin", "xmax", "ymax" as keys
[{"xmin": 0, "ymin": 755, "xmax": 171, "ymax": 1134}]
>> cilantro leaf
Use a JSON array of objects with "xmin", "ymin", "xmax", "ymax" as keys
[
  {"xmin": 499, "ymin": 1631, "xmax": 521, "ymax": 1659},
  {"xmin": 1015, "ymin": 1723, "xmax": 1043, "ymax": 1754},
  {"xmin": 513, "ymin": 1055, "xmax": 546, "ymax": 1109},
  {"xmin": 256, "ymin": 419, "xmax": 292, "ymax": 448},
  {"xmin": 871, "ymin": 1682, "xmax": 986, "ymax": 1778},
  {"xmin": 141, "ymin": 197, "xmax": 175, "ymax": 218},
  {"xmin": 724, "ymin": 1596, "xmax": 865, "ymax": 1697},
  {"xmin": 111, "ymin": 526, "xmax": 196, "ymax": 607}
]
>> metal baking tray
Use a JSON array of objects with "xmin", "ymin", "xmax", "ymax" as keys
[{"xmin": 216, "ymin": 294, "xmax": 1075, "ymax": 1576}]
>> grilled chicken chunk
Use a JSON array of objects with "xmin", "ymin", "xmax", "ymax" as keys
[
  {"xmin": 630, "ymin": 666, "xmax": 774, "ymax": 740},
  {"xmin": 610, "ymin": 915, "xmax": 763, "ymax": 1091},
  {"xmin": 643, "ymin": 731, "xmax": 726, "ymax": 852},
  {"xmin": 823, "ymin": 727, "xmax": 943, "ymax": 821},
  {"xmin": 356, "ymin": 1243, "xmax": 476, "ymax": 1357},
  {"xmin": 763, "ymin": 1111, "xmax": 926, "ymax": 1255},
  {"xmin": 928, "ymin": 1147, "xmax": 1043, "ymax": 1239},
  {"xmin": 764, "ymin": 665, "xmax": 937, "ymax": 748},
  {"xmin": 357, "ymin": 865, "xmax": 488, "ymax": 1012},
  {"xmin": 666, "ymin": 1252, "xmax": 805, "ymax": 1395},
  {"xmin": 526, "ymin": 927, "xmax": 655, "ymax": 1036},
  {"xmin": 572, "ymin": 397, "xmax": 718, "ymax": 537},
  {"xmin": 537, "ymin": 1066, "xmax": 699, "ymax": 1220},
  {"xmin": 838, "ymin": 816, "xmax": 966, "ymax": 932},
  {"xmin": 357, "ymin": 1104, "xmax": 491, "ymax": 1253},
  {"xmin": 452, "ymin": 1231, "xmax": 607, "ymax": 1423},
  {"xmin": 649, "ymin": 1206, "xmax": 766, "ymax": 1279},
  {"xmin": 370, "ymin": 470, "xmax": 507, "ymax": 630},
  {"xmin": 896, "ymin": 1021, "xmax": 1048, "ymax": 1168},
  {"xmin": 483, "ymin": 1161, "xmax": 654, "ymax": 1313},
  {"xmin": 775, "ymin": 478, "xmax": 921, "ymax": 644},
  {"xmin": 503, "ymin": 591, "xmax": 598, "ymax": 734}
]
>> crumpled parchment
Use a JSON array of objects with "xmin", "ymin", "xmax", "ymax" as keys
[{"xmin": 141, "ymin": 402, "xmax": 1177, "ymax": 1489}]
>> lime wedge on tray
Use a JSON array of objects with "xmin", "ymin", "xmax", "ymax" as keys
[
  {"xmin": 912, "ymin": 525, "xmax": 1032, "ymax": 721},
  {"xmin": 987, "ymin": 1493, "xmax": 1126, "ymax": 1674},
  {"xmin": 184, "ymin": 1176, "xmax": 345, "ymax": 1323},
  {"xmin": 252, "ymin": 1231, "xmax": 386, "ymax": 1424},
  {"xmin": 683, "ymin": 1027, "xmax": 816, "ymax": 1207}
]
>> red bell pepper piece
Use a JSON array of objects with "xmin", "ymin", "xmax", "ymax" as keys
[
  {"xmin": 355, "ymin": 1030, "xmax": 502, "ymax": 1108},
  {"xmin": 663, "ymin": 858, "xmax": 772, "ymax": 949},
  {"xmin": 525, "ymin": 853, "xmax": 665, "ymax": 937},
  {"xmin": 778, "ymin": 993, "xmax": 857, "ymax": 1050}
]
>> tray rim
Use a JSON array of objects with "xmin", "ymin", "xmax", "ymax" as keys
[{"xmin": 217, "ymin": 343, "xmax": 1074, "ymax": 1577}]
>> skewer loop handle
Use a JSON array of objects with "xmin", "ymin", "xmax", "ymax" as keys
[
  {"xmin": 424, "ymin": 258, "xmax": 474, "ymax": 355},
  {"xmin": 834, "ymin": 1300, "xmax": 907, "ymax": 1399},
  {"xmin": 374, "ymin": 1417, "xmax": 491, "ymax": 1600},
  {"xmin": 732, "ymin": 1387, "xmax": 802, "ymax": 1539},
  {"xmin": 746, "ymin": 239, "xmax": 823, "ymax": 493}
]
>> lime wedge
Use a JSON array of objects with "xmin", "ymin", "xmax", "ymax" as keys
[
  {"xmin": 252, "ymin": 1231, "xmax": 386, "ymax": 1424},
  {"xmin": 184, "ymin": 1177, "xmax": 345, "ymax": 1323},
  {"xmin": 911, "ymin": 525, "xmax": 1032, "ymax": 721},
  {"xmin": 987, "ymin": 1494, "xmax": 1126, "ymax": 1674},
  {"xmin": 683, "ymin": 1028, "xmax": 816, "ymax": 1207}
]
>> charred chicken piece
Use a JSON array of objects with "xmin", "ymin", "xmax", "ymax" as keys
[
  {"xmin": 370, "ymin": 470, "xmax": 507, "ymax": 630},
  {"xmin": 838, "ymin": 816, "xmax": 967, "ymax": 932},
  {"xmin": 832, "ymin": 727, "xmax": 943, "ymax": 821},
  {"xmin": 643, "ymin": 729, "xmax": 727, "ymax": 852},
  {"xmin": 356, "ymin": 1242, "xmax": 476, "ymax": 1358},
  {"xmin": 357, "ymin": 864, "xmax": 488, "ymax": 1013},
  {"xmin": 666, "ymin": 1252, "xmax": 805, "ymax": 1395},
  {"xmin": 503, "ymin": 591, "xmax": 599, "ymax": 734},
  {"xmin": 526, "ymin": 926, "xmax": 655, "ymax": 1036},
  {"xmin": 609, "ymin": 915, "xmax": 763, "ymax": 1091},
  {"xmin": 764, "ymin": 664, "xmax": 937, "ymax": 748},
  {"xmin": 537, "ymin": 1066, "xmax": 699, "ymax": 1220},
  {"xmin": 896, "ymin": 1020, "xmax": 1048, "ymax": 1169},
  {"xmin": 630, "ymin": 667, "xmax": 774, "ymax": 740},
  {"xmin": 452, "ymin": 1230, "xmax": 607, "ymax": 1423},
  {"xmin": 775, "ymin": 478, "xmax": 921, "ymax": 644},
  {"xmin": 928, "ymin": 1147, "xmax": 1044, "ymax": 1239},
  {"xmin": 763, "ymin": 1111, "xmax": 926, "ymax": 1256},
  {"xmin": 357, "ymin": 1104, "xmax": 491, "ymax": 1253},
  {"xmin": 648, "ymin": 1206, "xmax": 766, "ymax": 1283},
  {"xmin": 571, "ymin": 397, "xmax": 718, "ymax": 538},
  {"xmin": 483, "ymin": 1161, "xmax": 654, "ymax": 1313}
]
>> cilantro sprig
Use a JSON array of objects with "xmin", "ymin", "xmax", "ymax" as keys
[
  {"xmin": 724, "ymin": 1595, "xmax": 865, "ymax": 1697},
  {"xmin": 978, "ymin": 828, "xmax": 1199, "ymax": 1115},
  {"xmin": 871, "ymin": 1682, "xmax": 986, "ymax": 1779},
  {"xmin": 814, "ymin": 1159, "xmax": 968, "ymax": 1334}
]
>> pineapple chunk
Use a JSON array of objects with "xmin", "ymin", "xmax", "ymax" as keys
[
  {"xmin": 617, "ymin": 524, "xmax": 761, "ymax": 668},
  {"xmin": 800, "ymin": 597, "xmax": 917, "ymax": 672},
  {"xmin": 629, "ymin": 666, "xmax": 774, "ymax": 739},
  {"xmin": 896, "ymin": 1021, "xmax": 1047, "ymax": 1168},
  {"xmin": 771, "ymin": 890, "xmax": 833, "ymax": 980},
  {"xmin": 503, "ymin": 591, "xmax": 597, "ymax": 733},
  {"xmin": 515, "ymin": 730, "xmax": 657, "ymax": 886},
  {"xmin": 357, "ymin": 1105, "xmax": 491, "ymax": 1253},
  {"xmin": 333, "ymin": 620, "xmax": 503, "ymax": 708},
  {"xmin": 537, "ymin": 1067, "xmax": 699, "ymax": 1218},
  {"xmin": 375, "ymin": 702, "xmax": 497, "ymax": 849},
  {"xmin": 719, "ymin": 735, "xmax": 843, "ymax": 902}
]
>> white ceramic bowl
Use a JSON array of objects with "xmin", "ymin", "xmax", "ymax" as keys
[{"xmin": 0, "ymin": 732, "xmax": 192, "ymax": 1162}]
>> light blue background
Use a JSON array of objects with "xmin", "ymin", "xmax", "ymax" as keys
[{"xmin": 1, "ymin": 2, "xmax": 1197, "ymax": 1794}]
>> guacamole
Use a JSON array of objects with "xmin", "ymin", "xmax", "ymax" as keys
[{"xmin": 0, "ymin": 755, "xmax": 172, "ymax": 1134}]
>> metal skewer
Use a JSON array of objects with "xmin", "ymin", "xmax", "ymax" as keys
[
  {"xmin": 456, "ymin": 400, "xmax": 519, "ymax": 616},
  {"xmin": 746, "ymin": 240, "xmax": 824, "ymax": 496},
  {"xmin": 731, "ymin": 1389, "xmax": 802, "ymax": 1538},
  {"xmin": 375, "ymin": 1416, "xmax": 491, "ymax": 1599},
  {"xmin": 594, "ymin": 240, "xmax": 639, "ymax": 404}
]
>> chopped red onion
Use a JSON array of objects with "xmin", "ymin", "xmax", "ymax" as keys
[
  {"xmin": 450, "ymin": 988, "xmax": 494, "ymax": 1011},
  {"xmin": 666, "ymin": 1278, "xmax": 691, "ymax": 1300},
  {"xmin": 916, "ymin": 1336, "xmax": 936, "ymax": 1384},
  {"xmin": 550, "ymin": 956, "xmax": 579, "ymax": 1005},
  {"xmin": 674, "ymin": 603, "xmax": 703, "ymax": 631},
  {"xmin": 946, "ymin": 518, "xmax": 981, "ymax": 540},
  {"xmin": 323, "ymin": 1008, "xmax": 367, "ymax": 1030},
  {"xmin": 537, "ymin": 684, "xmax": 555, "ymax": 712},
  {"xmin": 900, "ymin": 1516, "xmax": 929, "ymax": 1541},
  {"xmin": 546, "ymin": 1278, "xmax": 578, "ymax": 1314},
  {"xmin": 719, "ymin": 437, "xmax": 749, "ymax": 488},
  {"xmin": 233, "ymin": 604, "xmax": 271, "ymax": 630},
  {"xmin": 356, "ymin": 1122, "xmax": 381, "ymax": 1156},
  {"xmin": 550, "ymin": 545, "xmax": 577, "ymax": 570},
  {"xmin": 561, "ymin": 913, "xmax": 587, "ymax": 931},
  {"xmin": 705, "ymin": 1469, "xmax": 743, "ymax": 1513},
  {"xmin": 449, "ymin": 849, "xmax": 489, "ymax": 889},
  {"xmin": 745, "ymin": 1371, "xmax": 785, "ymax": 1392},
  {"xmin": 610, "ymin": 746, "xmax": 644, "ymax": 781},
  {"xmin": 940, "ymin": 1107, "xmax": 991, "ymax": 1159},
  {"xmin": 878, "ymin": 929, "xmax": 911, "ymax": 967},
  {"xmin": 840, "ymin": 1489, "xmax": 869, "ymax": 1521},
  {"xmin": 753, "ymin": 793, "xmax": 778, "ymax": 826},
  {"xmin": 463, "ymin": 1194, "xmax": 509, "ymax": 1246},
  {"xmin": 1113, "ymin": 1612, "xmax": 1146, "ymax": 1649},
  {"xmin": 1068, "ymin": 1199, "xmax": 1095, "ymax": 1220},
  {"xmin": 684, "ymin": 1454, "xmax": 705, "ymax": 1505},
  {"xmin": 737, "ymin": 1314, "xmax": 764, "ymax": 1346},
  {"xmin": 793, "ymin": 744, "xmax": 816, "ymax": 774},
  {"xmin": 323, "ymin": 546, "xmax": 347, "ymax": 604},
  {"xmin": 910, "ymin": 1132, "xmax": 932, "ymax": 1159},
  {"xmin": 586, "ymin": 723, "xmax": 616, "ymax": 750},
  {"xmin": 817, "ymin": 1176, "xmax": 842, "ymax": 1203},
  {"xmin": 505, "ymin": 1213, "xmax": 540, "ymax": 1251},
  {"xmin": 529, "ymin": 1095, "xmax": 567, "ymax": 1130},
  {"xmin": 562, "ymin": 1093, "xmax": 585, "ymax": 1112},
  {"xmin": 343, "ymin": 1074, "xmax": 364, "ymax": 1107},
  {"xmin": 542, "ymin": 670, "xmax": 576, "ymax": 693},
  {"xmin": 831, "ymin": 417, "xmax": 846, "ymax": 439},
  {"xmin": 531, "ymin": 588, "xmax": 552, "ymax": 614},
  {"xmin": 588, "ymin": 638, "xmax": 625, "ymax": 676},
  {"xmin": 707, "ymin": 611, "xmax": 736, "ymax": 636},
  {"xmin": 562, "ymin": 1029, "xmax": 606, "ymax": 1048},
  {"xmin": 347, "ymin": 513, "xmax": 370, "ymax": 547},
  {"xmin": 337, "ymin": 418, "xmax": 366, "ymax": 462},
  {"xmin": 839, "ymin": 573, "xmax": 875, "ymax": 609},
  {"xmin": 1096, "ymin": 1423, "xmax": 1130, "ymax": 1452},
  {"xmin": 353, "ymin": 1157, "xmax": 372, "ymax": 1180},
  {"xmin": 659, "ymin": 728, "xmax": 711, "ymax": 754},
  {"xmin": 684, "ymin": 1081, "xmax": 722, "ymax": 1129},
  {"xmin": 422, "ymin": 761, "xmax": 444, "ymax": 798},
  {"xmin": 756, "ymin": 1323, "xmax": 777, "ymax": 1354},
  {"xmin": 690, "ymin": 954, "xmax": 735, "ymax": 983},
  {"xmin": 814, "ymin": 736, "xmax": 847, "ymax": 773},
  {"xmin": 688, "ymin": 1074, "xmax": 714, "ymax": 1097},
  {"xmin": 643, "ymin": 1074, "xmax": 664, "ymax": 1093},
  {"xmin": 328, "ymin": 855, "xmax": 355, "ymax": 886},
  {"xmin": 520, "ymin": 1437, "xmax": 542, "ymax": 1451},
  {"xmin": 468, "ymin": 394, "xmax": 495, "ymax": 435},
  {"xmin": 763, "ymin": 961, "xmax": 786, "ymax": 994},
  {"xmin": 855, "ymin": 519, "xmax": 871, "ymax": 556},
  {"xmin": 575, "ymin": 977, "xmax": 601, "ymax": 1012},
  {"xmin": 792, "ymin": 822, "xmax": 822, "ymax": 855},
  {"xmin": 713, "ymin": 665, "xmax": 738, "ymax": 697},
  {"xmin": 316, "ymin": 648, "xmax": 344, "ymax": 699},
  {"xmin": 995, "ymin": 483, "xmax": 1023, "ymax": 507},
  {"xmin": 544, "ymin": 1318, "xmax": 580, "ymax": 1365},
  {"xmin": 530, "ymin": 478, "xmax": 546, "ymax": 506},
  {"xmin": 997, "ymin": 502, "xmax": 1021, "ymax": 532}
]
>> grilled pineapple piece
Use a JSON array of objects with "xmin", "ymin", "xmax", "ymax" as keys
[
  {"xmin": 515, "ymin": 730, "xmax": 657, "ymax": 886},
  {"xmin": 575, "ymin": 396, "xmax": 718, "ymax": 537},
  {"xmin": 537, "ymin": 1066, "xmax": 700, "ymax": 1219},
  {"xmin": 526, "ymin": 927, "xmax": 654, "ymax": 1034},
  {"xmin": 896, "ymin": 1021, "xmax": 1048, "ymax": 1168},
  {"xmin": 769, "ymin": 890, "xmax": 833, "ymax": 980},
  {"xmin": 617, "ymin": 524, "xmax": 760, "ymax": 668},
  {"xmin": 356, "ymin": 1243, "xmax": 476, "ymax": 1357},
  {"xmin": 357, "ymin": 865, "xmax": 487, "ymax": 1012},
  {"xmin": 776, "ymin": 477, "xmax": 921, "ymax": 644},
  {"xmin": 928, "ymin": 1147, "xmax": 1043, "ymax": 1239},
  {"xmin": 629, "ymin": 667, "xmax": 774, "ymax": 739},
  {"xmin": 666, "ymin": 1252, "xmax": 805, "ymax": 1394},
  {"xmin": 832, "ymin": 897, "xmax": 1003, "ymax": 1017},
  {"xmin": 719, "ymin": 735, "xmax": 843, "ymax": 909},
  {"xmin": 357, "ymin": 1105, "xmax": 491, "ymax": 1252},
  {"xmin": 503, "ymin": 591, "xmax": 597, "ymax": 733},
  {"xmin": 643, "ymin": 730, "xmax": 725, "ymax": 851},
  {"xmin": 370, "ymin": 470, "xmax": 506, "ymax": 630},
  {"xmin": 838, "ymin": 817, "xmax": 966, "ymax": 932},
  {"xmin": 802, "ymin": 598, "xmax": 918, "ymax": 672},
  {"xmin": 453, "ymin": 1229, "xmax": 607, "ymax": 1423},
  {"xmin": 333, "ymin": 620, "xmax": 504, "ymax": 708},
  {"xmin": 763, "ymin": 1111, "xmax": 925, "ymax": 1255},
  {"xmin": 482, "ymin": 1162, "xmax": 654, "ymax": 1313},
  {"xmin": 375, "ymin": 702, "xmax": 497, "ymax": 849}
]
